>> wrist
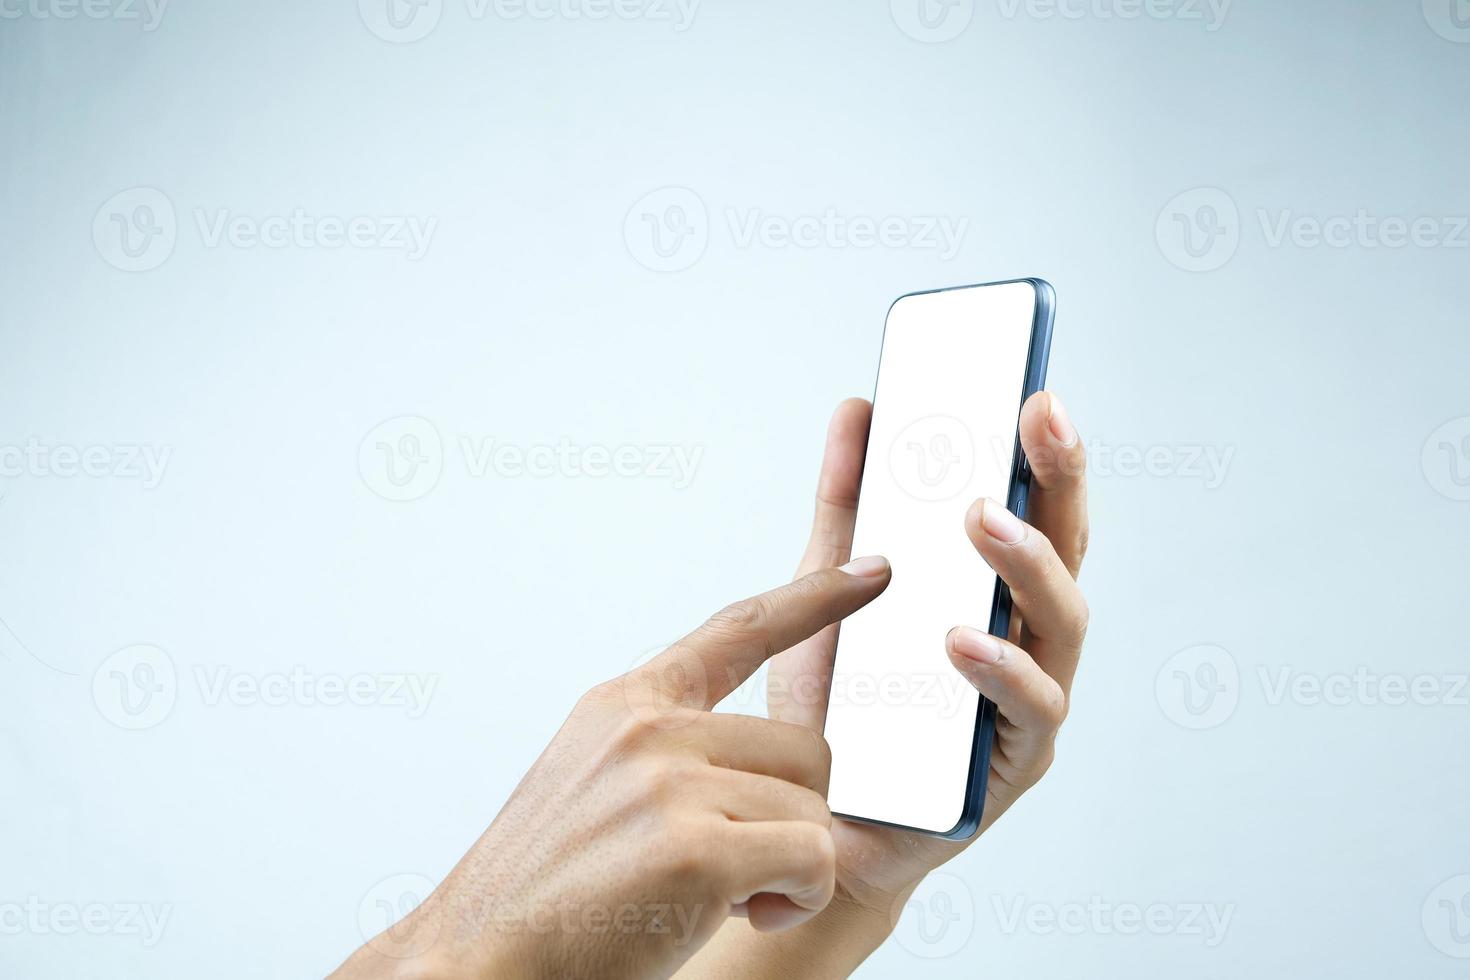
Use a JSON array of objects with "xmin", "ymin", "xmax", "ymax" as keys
[
  {"xmin": 678, "ymin": 891, "xmax": 901, "ymax": 980},
  {"xmin": 331, "ymin": 908, "xmax": 521, "ymax": 980},
  {"xmin": 806, "ymin": 885, "xmax": 908, "ymax": 959}
]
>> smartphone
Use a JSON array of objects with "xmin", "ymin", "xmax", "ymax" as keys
[{"xmin": 824, "ymin": 278, "xmax": 1054, "ymax": 839}]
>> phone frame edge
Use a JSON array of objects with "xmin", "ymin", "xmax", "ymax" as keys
[{"xmin": 830, "ymin": 276, "xmax": 1056, "ymax": 841}]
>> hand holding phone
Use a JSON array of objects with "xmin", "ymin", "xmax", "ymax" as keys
[{"xmin": 691, "ymin": 281, "xmax": 1092, "ymax": 980}]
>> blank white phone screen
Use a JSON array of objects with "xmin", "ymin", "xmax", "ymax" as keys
[{"xmin": 825, "ymin": 281, "xmax": 1038, "ymax": 835}]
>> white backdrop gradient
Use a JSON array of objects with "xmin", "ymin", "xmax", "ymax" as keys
[{"xmin": 1, "ymin": 1, "xmax": 1468, "ymax": 976}]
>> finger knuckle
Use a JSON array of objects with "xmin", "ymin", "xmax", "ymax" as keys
[
  {"xmin": 705, "ymin": 597, "xmax": 768, "ymax": 641},
  {"xmin": 1060, "ymin": 443, "xmax": 1088, "ymax": 481},
  {"xmin": 803, "ymin": 524, "xmax": 847, "ymax": 567},
  {"xmin": 1065, "ymin": 596, "xmax": 1091, "ymax": 646},
  {"xmin": 803, "ymin": 825, "xmax": 837, "ymax": 879},
  {"xmin": 788, "ymin": 571, "xmax": 831, "ymax": 604},
  {"xmin": 1040, "ymin": 682, "xmax": 1069, "ymax": 729},
  {"xmin": 799, "ymin": 728, "xmax": 834, "ymax": 787},
  {"xmin": 575, "ymin": 680, "xmax": 621, "ymax": 715},
  {"xmin": 794, "ymin": 785, "xmax": 832, "ymax": 826},
  {"xmin": 609, "ymin": 708, "xmax": 663, "ymax": 753},
  {"xmin": 635, "ymin": 758, "xmax": 694, "ymax": 813},
  {"xmin": 1031, "ymin": 740, "xmax": 1057, "ymax": 781},
  {"xmin": 807, "ymin": 729, "xmax": 833, "ymax": 782},
  {"xmin": 659, "ymin": 816, "xmax": 714, "ymax": 878},
  {"xmin": 636, "ymin": 656, "xmax": 708, "ymax": 709}
]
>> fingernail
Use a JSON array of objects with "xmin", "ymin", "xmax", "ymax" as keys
[
  {"xmin": 950, "ymin": 626, "xmax": 1003, "ymax": 665},
  {"xmin": 979, "ymin": 499, "xmax": 1026, "ymax": 544},
  {"xmin": 839, "ymin": 556, "xmax": 889, "ymax": 577},
  {"xmin": 1046, "ymin": 392, "xmax": 1078, "ymax": 448}
]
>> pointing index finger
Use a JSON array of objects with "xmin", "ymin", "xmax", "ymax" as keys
[{"xmin": 638, "ymin": 559, "xmax": 891, "ymax": 711}]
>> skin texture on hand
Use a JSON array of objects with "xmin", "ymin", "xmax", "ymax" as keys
[
  {"xmin": 682, "ymin": 391, "xmax": 1091, "ymax": 978},
  {"xmin": 330, "ymin": 561, "xmax": 894, "ymax": 980}
]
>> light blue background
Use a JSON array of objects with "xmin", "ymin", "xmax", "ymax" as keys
[{"xmin": 2, "ymin": 0, "xmax": 1468, "ymax": 976}]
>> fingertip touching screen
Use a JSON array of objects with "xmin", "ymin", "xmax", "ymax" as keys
[{"xmin": 824, "ymin": 280, "xmax": 1039, "ymax": 835}]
